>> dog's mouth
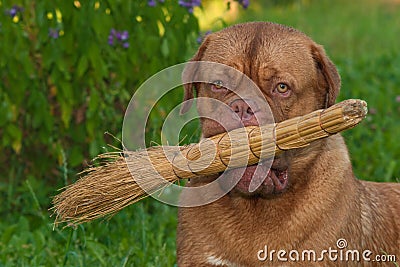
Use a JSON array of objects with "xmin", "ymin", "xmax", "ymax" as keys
[{"xmin": 221, "ymin": 159, "xmax": 289, "ymax": 197}]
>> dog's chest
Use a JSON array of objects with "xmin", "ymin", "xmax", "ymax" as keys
[{"xmin": 206, "ymin": 255, "xmax": 242, "ymax": 266}]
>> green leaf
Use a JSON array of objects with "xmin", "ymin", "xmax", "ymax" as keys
[
  {"xmin": 161, "ymin": 38, "xmax": 170, "ymax": 58},
  {"xmin": 89, "ymin": 139, "xmax": 100, "ymax": 157},
  {"xmin": 60, "ymin": 101, "xmax": 72, "ymax": 129},
  {"xmin": 76, "ymin": 56, "xmax": 89, "ymax": 78},
  {"xmin": 69, "ymin": 146, "xmax": 84, "ymax": 167},
  {"xmin": 6, "ymin": 124, "xmax": 22, "ymax": 153},
  {"xmin": 86, "ymin": 241, "xmax": 107, "ymax": 265},
  {"xmin": 1, "ymin": 224, "xmax": 18, "ymax": 244}
]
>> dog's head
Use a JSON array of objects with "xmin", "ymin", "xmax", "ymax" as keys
[{"xmin": 182, "ymin": 22, "xmax": 340, "ymax": 198}]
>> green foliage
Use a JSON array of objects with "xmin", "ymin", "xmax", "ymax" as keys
[
  {"xmin": 0, "ymin": 0, "xmax": 199, "ymax": 179},
  {"xmin": 0, "ymin": 185, "xmax": 177, "ymax": 266}
]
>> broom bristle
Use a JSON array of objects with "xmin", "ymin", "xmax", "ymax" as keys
[
  {"xmin": 52, "ymin": 148, "xmax": 180, "ymax": 226},
  {"xmin": 51, "ymin": 99, "xmax": 368, "ymax": 226}
]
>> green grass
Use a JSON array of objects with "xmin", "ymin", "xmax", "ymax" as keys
[
  {"xmin": 1, "ymin": 0, "xmax": 399, "ymax": 266},
  {"xmin": 0, "ymin": 177, "xmax": 177, "ymax": 266}
]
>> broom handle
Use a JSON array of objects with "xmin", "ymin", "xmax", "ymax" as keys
[{"xmin": 172, "ymin": 99, "xmax": 367, "ymax": 178}]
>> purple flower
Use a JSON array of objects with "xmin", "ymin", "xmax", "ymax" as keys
[
  {"xmin": 6, "ymin": 5, "xmax": 24, "ymax": 18},
  {"xmin": 108, "ymin": 35, "xmax": 114, "ymax": 46},
  {"xmin": 236, "ymin": 0, "xmax": 249, "ymax": 9},
  {"xmin": 148, "ymin": 0, "xmax": 164, "ymax": 7},
  {"xmin": 178, "ymin": 0, "xmax": 201, "ymax": 13},
  {"xmin": 120, "ymin": 31, "xmax": 129, "ymax": 41},
  {"xmin": 108, "ymin": 28, "xmax": 129, "ymax": 49},
  {"xmin": 108, "ymin": 29, "xmax": 116, "ymax": 45},
  {"xmin": 8, "ymin": 8, "xmax": 17, "ymax": 17},
  {"xmin": 49, "ymin": 28, "xmax": 59, "ymax": 39},
  {"xmin": 148, "ymin": 0, "xmax": 157, "ymax": 6},
  {"xmin": 396, "ymin": 95, "xmax": 400, "ymax": 103}
]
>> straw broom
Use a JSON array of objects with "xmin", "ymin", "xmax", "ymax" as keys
[{"xmin": 52, "ymin": 99, "xmax": 367, "ymax": 226}]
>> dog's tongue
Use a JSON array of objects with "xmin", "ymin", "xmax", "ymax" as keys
[
  {"xmin": 238, "ymin": 164, "xmax": 270, "ymax": 193},
  {"xmin": 227, "ymin": 163, "xmax": 288, "ymax": 194}
]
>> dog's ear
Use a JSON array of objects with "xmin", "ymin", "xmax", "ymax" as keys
[
  {"xmin": 311, "ymin": 44, "xmax": 341, "ymax": 108},
  {"xmin": 180, "ymin": 37, "xmax": 210, "ymax": 114}
]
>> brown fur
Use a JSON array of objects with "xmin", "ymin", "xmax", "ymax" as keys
[{"xmin": 177, "ymin": 22, "xmax": 399, "ymax": 266}]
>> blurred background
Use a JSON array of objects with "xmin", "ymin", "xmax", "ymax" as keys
[{"xmin": 0, "ymin": 0, "xmax": 399, "ymax": 265}]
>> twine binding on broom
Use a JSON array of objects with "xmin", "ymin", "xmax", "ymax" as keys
[{"xmin": 51, "ymin": 99, "xmax": 367, "ymax": 226}]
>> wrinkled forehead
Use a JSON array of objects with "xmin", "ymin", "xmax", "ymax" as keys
[{"xmin": 199, "ymin": 28, "xmax": 317, "ymax": 77}]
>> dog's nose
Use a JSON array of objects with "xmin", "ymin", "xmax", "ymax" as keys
[{"xmin": 229, "ymin": 99, "xmax": 256, "ymax": 121}]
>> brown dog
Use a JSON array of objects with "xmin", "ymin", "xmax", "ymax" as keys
[{"xmin": 177, "ymin": 22, "xmax": 399, "ymax": 266}]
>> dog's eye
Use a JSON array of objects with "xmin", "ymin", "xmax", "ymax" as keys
[
  {"xmin": 213, "ymin": 80, "xmax": 224, "ymax": 89},
  {"xmin": 211, "ymin": 80, "xmax": 227, "ymax": 92},
  {"xmin": 276, "ymin": 83, "xmax": 290, "ymax": 94}
]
